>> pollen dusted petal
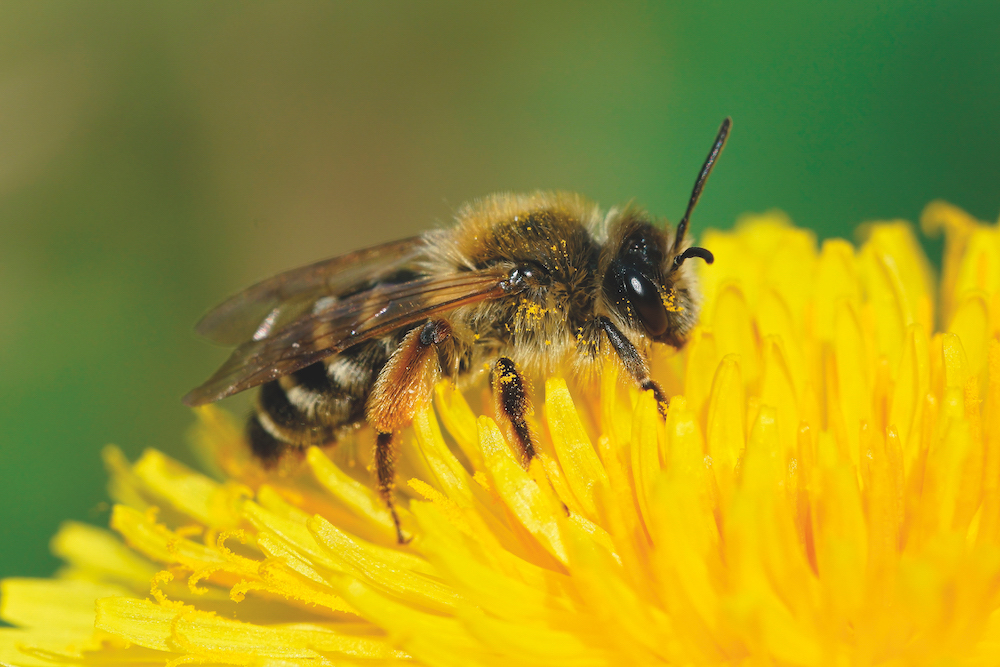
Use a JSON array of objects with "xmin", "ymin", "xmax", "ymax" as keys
[
  {"xmin": 11, "ymin": 203, "xmax": 1000, "ymax": 665},
  {"xmin": 96, "ymin": 596, "xmax": 402, "ymax": 660}
]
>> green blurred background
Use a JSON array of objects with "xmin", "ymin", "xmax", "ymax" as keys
[{"xmin": 1, "ymin": 1, "xmax": 998, "ymax": 579}]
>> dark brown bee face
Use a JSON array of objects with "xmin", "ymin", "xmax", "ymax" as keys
[{"xmin": 601, "ymin": 218, "xmax": 714, "ymax": 348}]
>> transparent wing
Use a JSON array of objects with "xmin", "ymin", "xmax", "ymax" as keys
[
  {"xmin": 183, "ymin": 269, "xmax": 515, "ymax": 406},
  {"xmin": 196, "ymin": 236, "xmax": 426, "ymax": 345}
]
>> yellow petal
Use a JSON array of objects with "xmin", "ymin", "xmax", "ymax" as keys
[
  {"xmin": 49, "ymin": 521, "xmax": 158, "ymax": 590},
  {"xmin": 477, "ymin": 416, "xmax": 567, "ymax": 565},
  {"xmin": 543, "ymin": 378, "xmax": 609, "ymax": 519},
  {"xmin": 306, "ymin": 446, "xmax": 403, "ymax": 544}
]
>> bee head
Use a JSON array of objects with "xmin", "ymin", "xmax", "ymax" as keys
[
  {"xmin": 601, "ymin": 117, "xmax": 730, "ymax": 347},
  {"xmin": 601, "ymin": 219, "xmax": 713, "ymax": 347}
]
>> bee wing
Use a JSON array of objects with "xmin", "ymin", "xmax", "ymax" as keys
[
  {"xmin": 183, "ymin": 269, "xmax": 514, "ymax": 406},
  {"xmin": 196, "ymin": 236, "xmax": 426, "ymax": 345}
]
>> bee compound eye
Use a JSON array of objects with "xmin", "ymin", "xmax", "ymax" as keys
[{"xmin": 623, "ymin": 268, "xmax": 668, "ymax": 337}]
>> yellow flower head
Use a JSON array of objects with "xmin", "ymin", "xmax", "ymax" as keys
[{"xmin": 4, "ymin": 202, "xmax": 1000, "ymax": 666}]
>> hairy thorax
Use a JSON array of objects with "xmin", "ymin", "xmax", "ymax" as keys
[{"xmin": 426, "ymin": 192, "xmax": 607, "ymax": 378}]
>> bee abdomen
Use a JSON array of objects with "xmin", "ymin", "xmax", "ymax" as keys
[{"xmin": 248, "ymin": 334, "xmax": 400, "ymax": 463}]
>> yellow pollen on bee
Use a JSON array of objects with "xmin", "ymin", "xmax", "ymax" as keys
[
  {"xmin": 516, "ymin": 299, "xmax": 548, "ymax": 324},
  {"xmin": 497, "ymin": 371, "xmax": 517, "ymax": 385},
  {"xmin": 662, "ymin": 288, "xmax": 684, "ymax": 313}
]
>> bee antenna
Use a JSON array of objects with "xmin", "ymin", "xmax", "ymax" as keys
[
  {"xmin": 672, "ymin": 117, "xmax": 731, "ymax": 253},
  {"xmin": 671, "ymin": 246, "xmax": 714, "ymax": 272}
]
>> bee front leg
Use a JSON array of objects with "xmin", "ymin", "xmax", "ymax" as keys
[
  {"xmin": 491, "ymin": 357, "xmax": 537, "ymax": 467},
  {"xmin": 597, "ymin": 316, "xmax": 668, "ymax": 418},
  {"xmin": 367, "ymin": 319, "xmax": 452, "ymax": 543}
]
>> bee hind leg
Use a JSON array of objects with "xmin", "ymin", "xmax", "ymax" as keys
[
  {"xmin": 367, "ymin": 319, "xmax": 452, "ymax": 544},
  {"xmin": 373, "ymin": 431, "xmax": 408, "ymax": 543}
]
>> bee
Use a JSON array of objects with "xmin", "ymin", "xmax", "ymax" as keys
[{"xmin": 185, "ymin": 118, "xmax": 731, "ymax": 542}]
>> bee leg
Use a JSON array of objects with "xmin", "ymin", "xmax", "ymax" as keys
[
  {"xmin": 492, "ymin": 357, "xmax": 572, "ymax": 517},
  {"xmin": 491, "ymin": 357, "xmax": 537, "ymax": 466},
  {"xmin": 373, "ymin": 430, "xmax": 408, "ymax": 544},
  {"xmin": 367, "ymin": 319, "xmax": 452, "ymax": 543},
  {"xmin": 597, "ymin": 316, "xmax": 668, "ymax": 418}
]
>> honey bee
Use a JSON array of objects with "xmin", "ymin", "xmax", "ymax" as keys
[{"xmin": 185, "ymin": 118, "xmax": 731, "ymax": 541}]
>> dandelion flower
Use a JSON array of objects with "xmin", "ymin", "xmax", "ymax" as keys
[{"xmin": 4, "ymin": 202, "xmax": 1000, "ymax": 665}]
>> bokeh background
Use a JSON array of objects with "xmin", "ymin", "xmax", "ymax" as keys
[{"xmin": 1, "ymin": 1, "xmax": 998, "ymax": 579}]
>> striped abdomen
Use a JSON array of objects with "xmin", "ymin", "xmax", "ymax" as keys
[{"xmin": 247, "ymin": 330, "xmax": 409, "ymax": 462}]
